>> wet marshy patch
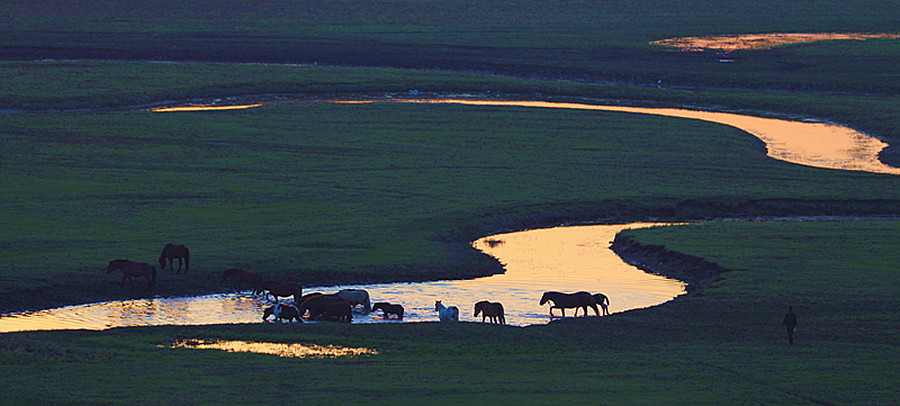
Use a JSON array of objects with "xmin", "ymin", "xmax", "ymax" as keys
[{"xmin": 168, "ymin": 339, "xmax": 377, "ymax": 358}]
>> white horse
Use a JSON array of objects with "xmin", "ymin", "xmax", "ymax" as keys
[
  {"xmin": 336, "ymin": 289, "xmax": 371, "ymax": 313},
  {"xmin": 435, "ymin": 300, "xmax": 459, "ymax": 322}
]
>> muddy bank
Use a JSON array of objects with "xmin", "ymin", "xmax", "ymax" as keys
[{"xmin": 610, "ymin": 233, "xmax": 727, "ymax": 293}]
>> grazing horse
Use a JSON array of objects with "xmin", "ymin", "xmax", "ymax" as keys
[
  {"xmin": 222, "ymin": 268, "xmax": 263, "ymax": 294},
  {"xmin": 106, "ymin": 259, "xmax": 157, "ymax": 292},
  {"xmin": 474, "ymin": 301, "xmax": 505, "ymax": 324},
  {"xmin": 592, "ymin": 293, "xmax": 610, "ymax": 316},
  {"xmin": 336, "ymin": 289, "xmax": 371, "ymax": 313},
  {"xmin": 435, "ymin": 300, "xmax": 459, "ymax": 322},
  {"xmin": 540, "ymin": 291, "xmax": 599, "ymax": 318},
  {"xmin": 158, "ymin": 243, "xmax": 190, "ymax": 273},
  {"xmin": 260, "ymin": 280, "xmax": 303, "ymax": 303},
  {"xmin": 372, "ymin": 302, "xmax": 404, "ymax": 320},
  {"xmin": 296, "ymin": 294, "xmax": 352, "ymax": 322},
  {"xmin": 263, "ymin": 304, "xmax": 302, "ymax": 323}
]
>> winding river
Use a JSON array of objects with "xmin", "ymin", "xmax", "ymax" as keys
[{"xmin": 2, "ymin": 99, "xmax": 897, "ymax": 332}]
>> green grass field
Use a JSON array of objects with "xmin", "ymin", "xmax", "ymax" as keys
[{"xmin": 1, "ymin": 0, "xmax": 899, "ymax": 403}]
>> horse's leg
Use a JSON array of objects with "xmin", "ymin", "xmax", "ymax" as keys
[{"xmin": 120, "ymin": 274, "xmax": 127, "ymax": 287}]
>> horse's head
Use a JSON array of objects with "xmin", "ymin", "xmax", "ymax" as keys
[
  {"xmin": 539, "ymin": 292, "xmax": 551, "ymax": 305},
  {"xmin": 262, "ymin": 306, "xmax": 274, "ymax": 321},
  {"xmin": 435, "ymin": 300, "xmax": 442, "ymax": 311},
  {"xmin": 474, "ymin": 301, "xmax": 488, "ymax": 316}
]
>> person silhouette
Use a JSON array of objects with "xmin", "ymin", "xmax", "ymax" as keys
[{"xmin": 782, "ymin": 306, "xmax": 798, "ymax": 345}]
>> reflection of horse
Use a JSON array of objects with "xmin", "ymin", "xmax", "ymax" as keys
[
  {"xmin": 540, "ymin": 291, "xmax": 599, "ymax": 317},
  {"xmin": 474, "ymin": 301, "xmax": 505, "ymax": 324},
  {"xmin": 260, "ymin": 281, "xmax": 303, "ymax": 303},
  {"xmin": 107, "ymin": 259, "xmax": 157, "ymax": 292},
  {"xmin": 372, "ymin": 302, "xmax": 404, "ymax": 319},
  {"xmin": 592, "ymin": 293, "xmax": 610, "ymax": 316},
  {"xmin": 158, "ymin": 243, "xmax": 190, "ymax": 273},
  {"xmin": 222, "ymin": 268, "xmax": 263, "ymax": 294},
  {"xmin": 435, "ymin": 300, "xmax": 459, "ymax": 322},
  {"xmin": 297, "ymin": 294, "xmax": 352, "ymax": 322},
  {"xmin": 336, "ymin": 289, "xmax": 371, "ymax": 313},
  {"xmin": 263, "ymin": 304, "xmax": 302, "ymax": 323}
]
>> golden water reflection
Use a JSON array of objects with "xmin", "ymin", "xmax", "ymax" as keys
[
  {"xmin": 340, "ymin": 99, "xmax": 899, "ymax": 175},
  {"xmin": 652, "ymin": 32, "xmax": 899, "ymax": 52},
  {"xmin": 150, "ymin": 104, "xmax": 263, "ymax": 112},
  {"xmin": 170, "ymin": 339, "xmax": 377, "ymax": 358}
]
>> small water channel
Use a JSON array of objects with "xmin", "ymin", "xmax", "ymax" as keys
[{"xmin": 0, "ymin": 223, "xmax": 685, "ymax": 332}]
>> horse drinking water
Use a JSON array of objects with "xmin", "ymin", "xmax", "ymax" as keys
[
  {"xmin": 106, "ymin": 259, "xmax": 157, "ymax": 292},
  {"xmin": 158, "ymin": 243, "xmax": 190, "ymax": 273},
  {"xmin": 435, "ymin": 300, "xmax": 459, "ymax": 322},
  {"xmin": 372, "ymin": 302, "xmax": 404, "ymax": 320},
  {"xmin": 336, "ymin": 289, "xmax": 371, "ymax": 313}
]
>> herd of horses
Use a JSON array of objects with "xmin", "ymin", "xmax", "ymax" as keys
[{"xmin": 107, "ymin": 244, "xmax": 613, "ymax": 324}]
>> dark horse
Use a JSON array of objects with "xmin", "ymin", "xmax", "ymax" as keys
[
  {"xmin": 296, "ymin": 294, "xmax": 352, "ymax": 323},
  {"xmin": 372, "ymin": 302, "xmax": 404, "ymax": 320},
  {"xmin": 107, "ymin": 259, "xmax": 157, "ymax": 292},
  {"xmin": 222, "ymin": 268, "xmax": 263, "ymax": 294},
  {"xmin": 263, "ymin": 303, "xmax": 302, "ymax": 323},
  {"xmin": 158, "ymin": 243, "xmax": 190, "ymax": 273},
  {"xmin": 540, "ymin": 291, "xmax": 599, "ymax": 318},
  {"xmin": 260, "ymin": 280, "xmax": 303, "ymax": 303},
  {"xmin": 474, "ymin": 301, "xmax": 505, "ymax": 324}
]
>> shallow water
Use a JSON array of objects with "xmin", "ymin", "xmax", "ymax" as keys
[{"xmin": 0, "ymin": 223, "xmax": 685, "ymax": 331}]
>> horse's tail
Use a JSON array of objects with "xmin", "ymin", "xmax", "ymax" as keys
[{"xmin": 183, "ymin": 248, "xmax": 190, "ymax": 273}]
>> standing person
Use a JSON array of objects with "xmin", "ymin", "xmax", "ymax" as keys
[{"xmin": 782, "ymin": 306, "xmax": 798, "ymax": 345}]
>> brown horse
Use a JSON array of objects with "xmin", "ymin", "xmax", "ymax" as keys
[
  {"xmin": 372, "ymin": 302, "xmax": 404, "ymax": 320},
  {"xmin": 296, "ymin": 294, "xmax": 352, "ymax": 322},
  {"xmin": 158, "ymin": 243, "xmax": 190, "ymax": 273},
  {"xmin": 222, "ymin": 268, "xmax": 263, "ymax": 294},
  {"xmin": 260, "ymin": 280, "xmax": 303, "ymax": 303},
  {"xmin": 107, "ymin": 259, "xmax": 157, "ymax": 292},
  {"xmin": 263, "ymin": 303, "xmax": 302, "ymax": 323},
  {"xmin": 474, "ymin": 301, "xmax": 505, "ymax": 324},
  {"xmin": 539, "ymin": 291, "xmax": 599, "ymax": 318}
]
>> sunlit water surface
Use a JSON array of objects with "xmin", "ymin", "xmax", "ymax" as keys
[{"xmin": 0, "ymin": 223, "xmax": 685, "ymax": 331}]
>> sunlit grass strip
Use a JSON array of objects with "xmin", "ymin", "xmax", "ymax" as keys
[
  {"xmin": 150, "ymin": 104, "xmax": 263, "ymax": 112},
  {"xmin": 170, "ymin": 339, "xmax": 378, "ymax": 358},
  {"xmin": 652, "ymin": 32, "xmax": 900, "ymax": 52}
]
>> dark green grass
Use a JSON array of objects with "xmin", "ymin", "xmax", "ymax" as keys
[
  {"xmin": 2, "ymin": 1, "xmax": 898, "ymax": 93},
  {"xmin": 1, "ymin": 220, "xmax": 897, "ymax": 404},
  {"xmin": 4, "ymin": 101, "xmax": 900, "ymax": 310}
]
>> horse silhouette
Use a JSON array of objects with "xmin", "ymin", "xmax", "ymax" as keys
[
  {"xmin": 107, "ymin": 259, "xmax": 157, "ymax": 292},
  {"xmin": 540, "ymin": 291, "xmax": 599, "ymax": 317},
  {"xmin": 336, "ymin": 289, "xmax": 371, "ymax": 313},
  {"xmin": 372, "ymin": 302, "xmax": 404, "ymax": 319},
  {"xmin": 263, "ymin": 303, "xmax": 302, "ymax": 323},
  {"xmin": 260, "ymin": 280, "xmax": 303, "ymax": 303},
  {"xmin": 158, "ymin": 243, "xmax": 190, "ymax": 273},
  {"xmin": 296, "ymin": 294, "xmax": 352, "ymax": 322},
  {"xmin": 592, "ymin": 293, "xmax": 610, "ymax": 316},
  {"xmin": 474, "ymin": 301, "xmax": 505, "ymax": 324},
  {"xmin": 222, "ymin": 268, "xmax": 263, "ymax": 294}
]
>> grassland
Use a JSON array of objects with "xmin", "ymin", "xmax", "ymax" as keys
[
  {"xmin": 1, "ymin": 0, "xmax": 899, "ymax": 403},
  {"xmin": 1, "ymin": 220, "xmax": 897, "ymax": 405}
]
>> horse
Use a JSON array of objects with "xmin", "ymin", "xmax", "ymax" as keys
[
  {"xmin": 263, "ymin": 303, "xmax": 302, "ymax": 323},
  {"xmin": 435, "ymin": 300, "xmax": 459, "ymax": 322},
  {"xmin": 296, "ymin": 294, "xmax": 352, "ymax": 322},
  {"xmin": 371, "ymin": 302, "xmax": 404, "ymax": 319},
  {"xmin": 259, "ymin": 280, "xmax": 303, "ymax": 303},
  {"xmin": 336, "ymin": 289, "xmax": 371, "ymax": 313},
  {"xmin": 106, "ymin": 259, "xmax": 157, "ymax": 292},
  {"xmin": 222, "ymin": 268, "xmax": 263, "ymax": 294},
  {"xmin": 592, "ymin": 293, "xmax": 610, "ymax": 316},
  {"xmin": 474, "ymin": 301, "xmax": 505, "ymax": 324},
  {"xmin": 539, "ymin": 291, "xmax": 599, "ymax": 318},
  {"xmin": 158, "ymin": 243, "xmax": 190, "ymax": 273}
]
